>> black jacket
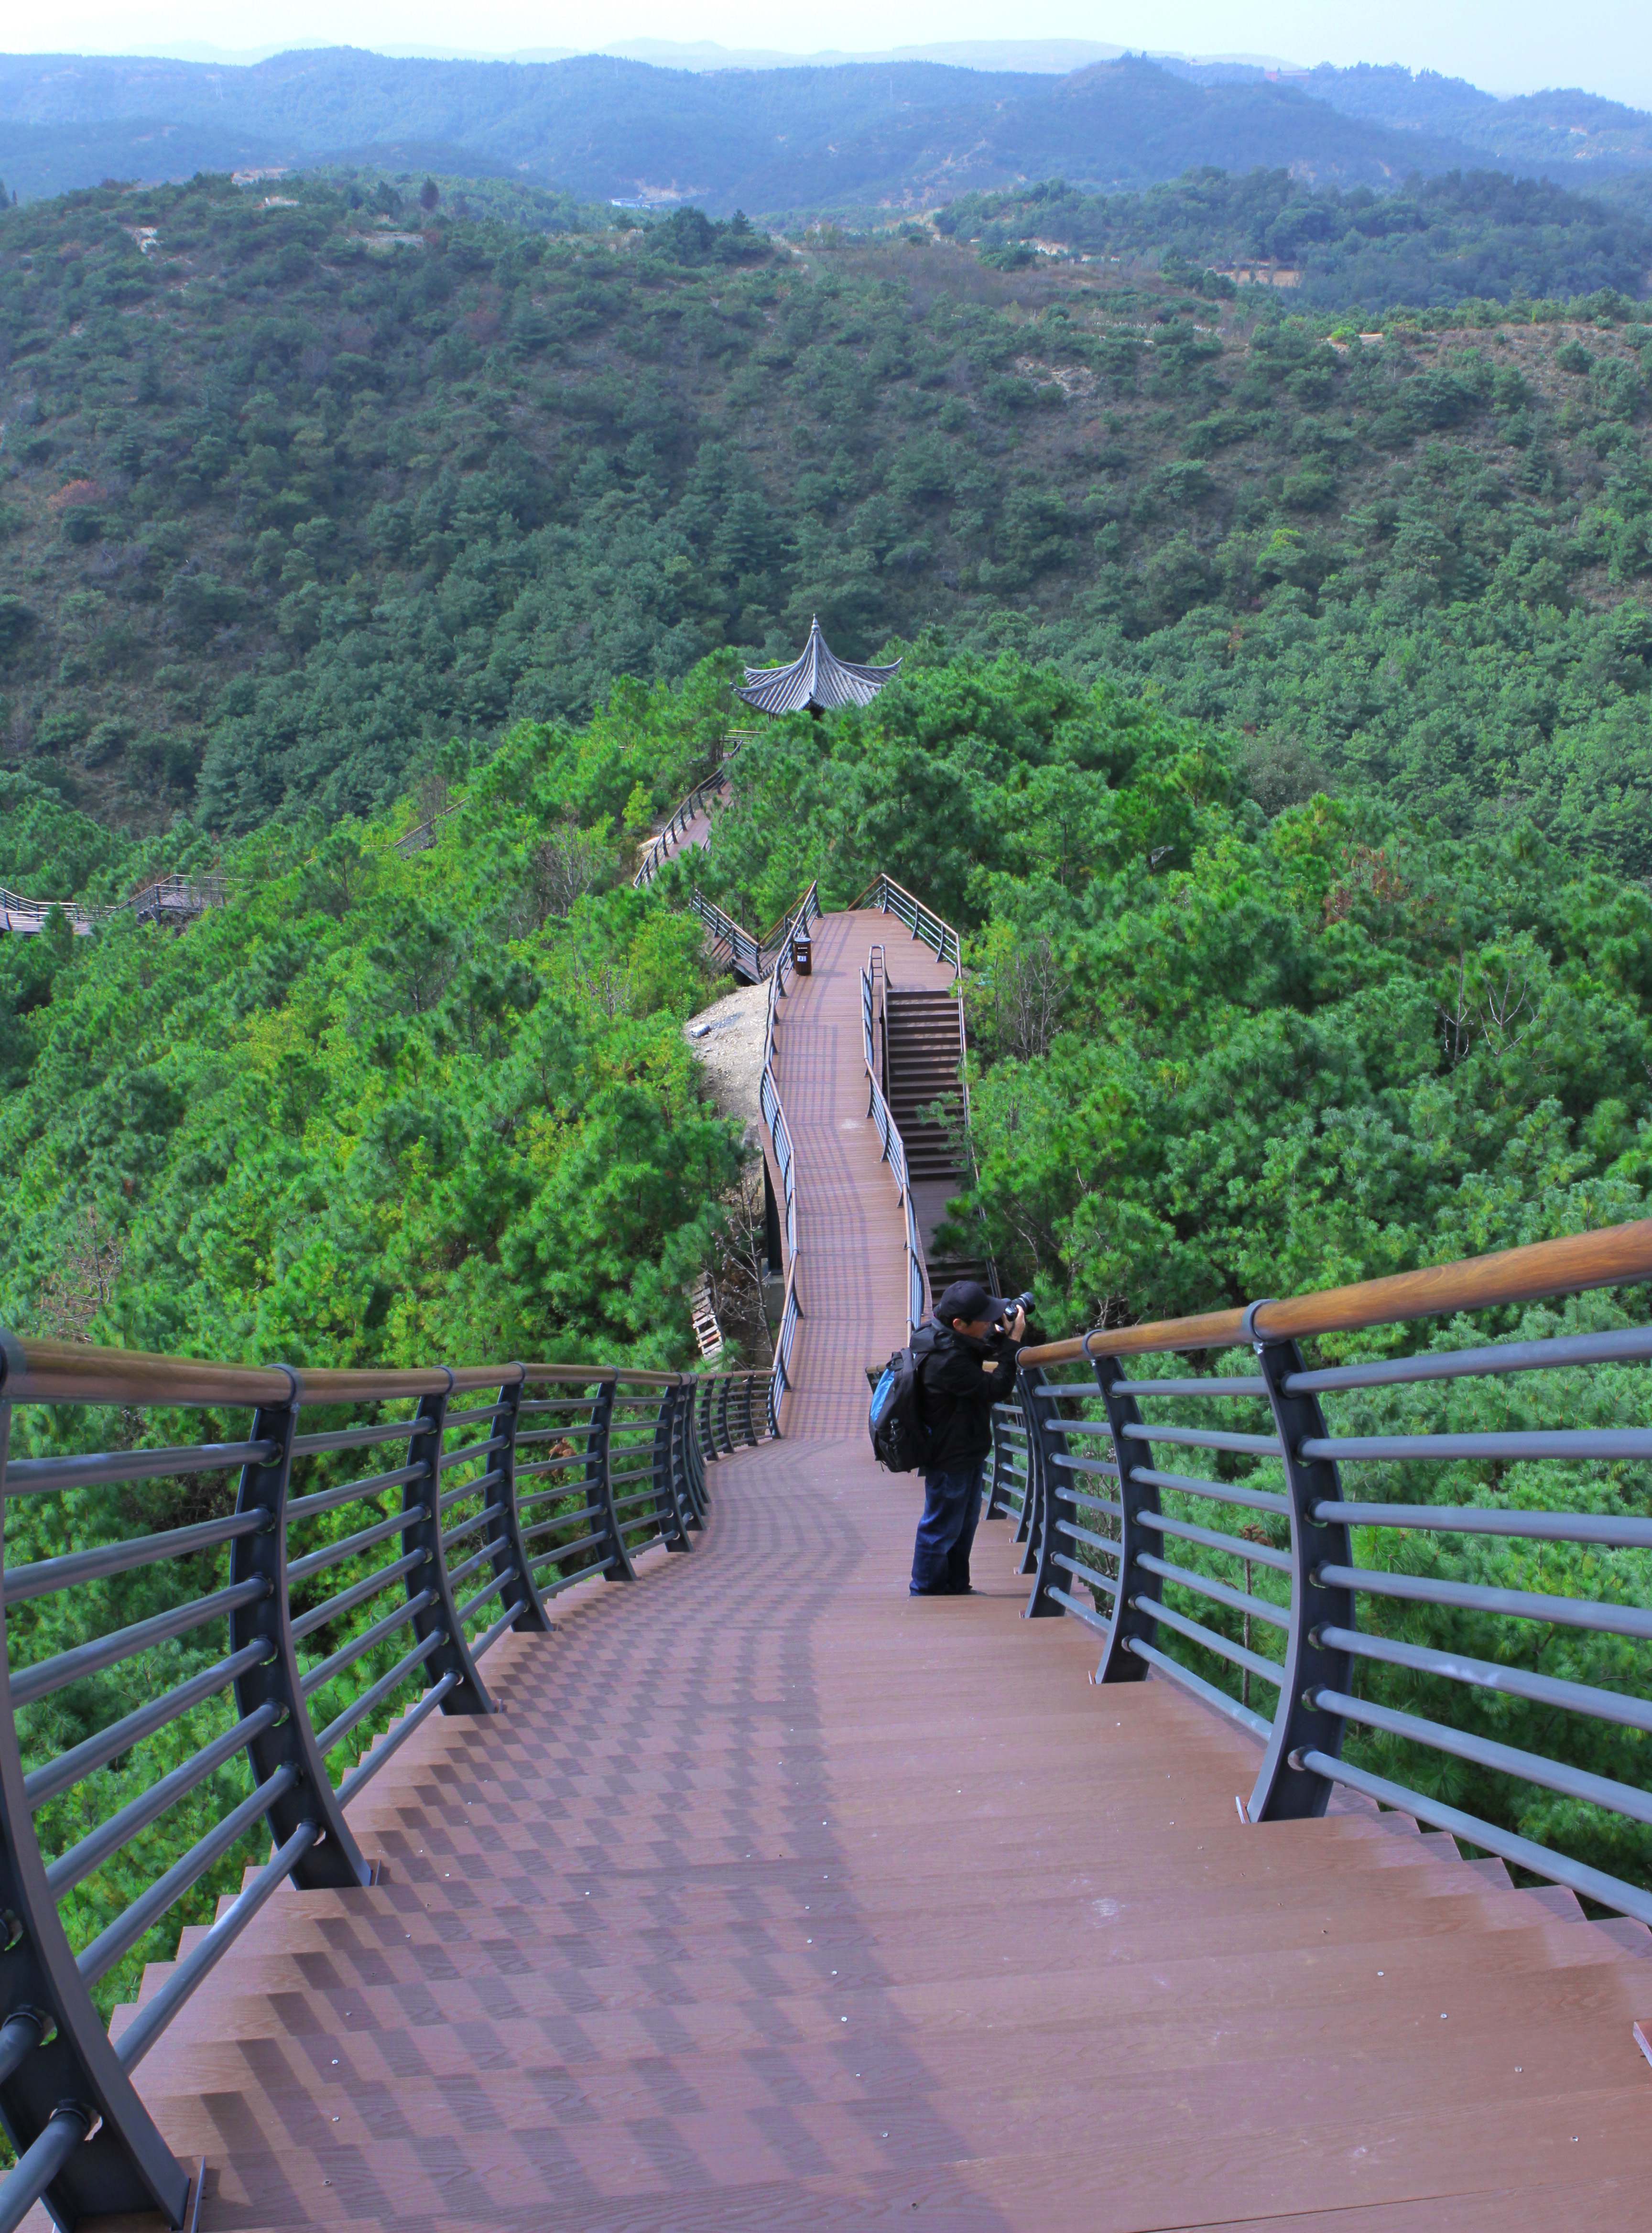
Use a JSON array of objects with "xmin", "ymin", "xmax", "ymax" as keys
[{"xmin": 915, "ymin": 1320, "xmax": 1019, "ymax": 1474}]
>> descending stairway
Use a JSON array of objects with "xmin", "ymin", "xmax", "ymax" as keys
[{"xmin": 101, "ymin": 1446, "xmax": 1652, "ymax": 2233}]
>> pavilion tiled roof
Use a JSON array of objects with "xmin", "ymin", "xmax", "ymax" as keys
[{"xmin": 733, "ymin": 617, "xmax": 901, "ymax": 715}]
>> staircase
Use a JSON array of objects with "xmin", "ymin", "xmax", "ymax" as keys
[{"xmin": 883, "ymin": 986, "xmax": 990, "ymax": 1293}]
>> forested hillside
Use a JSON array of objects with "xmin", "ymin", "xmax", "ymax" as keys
[{"xmin": 2, "ymin": 169, "xmax": 1651, "ymax": 874}]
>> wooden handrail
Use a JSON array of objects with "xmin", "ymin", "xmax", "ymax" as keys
[
  {"xmin": 1016, "ymin": 1218, "xmax": 1652, "ymax": 1366},
  {"xmin": 0, "ymin": 1340, "xmax": 699, "ymax": 1408}
]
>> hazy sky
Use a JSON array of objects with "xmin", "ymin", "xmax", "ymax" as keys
[{"xmin": 11, "ymin": 0, "xmax": 1651, "ymax": 109}]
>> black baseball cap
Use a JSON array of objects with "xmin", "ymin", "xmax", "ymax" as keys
[{"xmin": 935, "ymin": 1279, "xmax": 993, "ymax": 1326}]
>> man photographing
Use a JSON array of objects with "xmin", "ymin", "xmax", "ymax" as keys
[{"xmin": 909, "ymin": 1279, "xmax": 1028, "ymax": 1597}]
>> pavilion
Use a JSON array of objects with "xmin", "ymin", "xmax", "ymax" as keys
[{"xmin": 734, "ymin": 616, "xmax": 900, "ymax": 716}]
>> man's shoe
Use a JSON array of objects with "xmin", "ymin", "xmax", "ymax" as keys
[{"xmin": 946, "ymin": 1583, "xmax": 976, "ymax": 1596}]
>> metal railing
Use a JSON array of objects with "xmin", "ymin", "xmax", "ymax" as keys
[
  {"xmin": 0, "ymin": 876, "xmax": 227, "ymax": 940},
  {"xmin": 860, "ymin": 953, "xmax": 927, "ymax": 1340},
  {"xmin": 757, "ymin": 883, "xmax": 819, "ymax": 1427},
  {"xmin": 631, "ymin": 737, "xmax": 751, "ymax": 890},
  {"xmin": 0, "ymin": 1334, "xmax": 772, "ymax": 2233},
  {"xmin": 997, "ymin": 1218, "xmax": 1652, "ymax": 1927},
  {"xmin": 851, "ymin": 872, "xmax": 961, "ymax": 976}
]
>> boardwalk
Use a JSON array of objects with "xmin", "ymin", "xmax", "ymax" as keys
[
  {"xmin": 773, "ymin": 907, "xmax": 957, "ymax": 1436},
  {"xmin": 81, "ymin": 904, "xmax": 1652, "ymax": 2233}
]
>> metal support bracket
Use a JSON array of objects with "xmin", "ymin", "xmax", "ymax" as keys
[
  {"xmin": 231, "ymin": 1372, "xmax": 370, "ymax": 1888},
  {"xmin": 402, "ymin": 1375, "xmax": 493, "ymax": 1716},
  {"xmin": 1245, "ymin": 1322, "xmax": 1354, "ymax": 1821},
  {"xmin": 489, "ymin": 1372, "xmax": 551, "ymax": 1635},
  {"xmin": 1092, "ymin": 1349, "xmax": 1161, "ymax": 1685}
]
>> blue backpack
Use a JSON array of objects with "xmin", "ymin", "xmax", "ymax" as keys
[{"xmin": 869, "ymin": 1326, "xmax": 936, "ymax": 1473}]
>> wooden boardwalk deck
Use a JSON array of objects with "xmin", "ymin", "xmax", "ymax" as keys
[
  {"xmin": 773, "ymin": 908, "xmax": 958, "ymax": 1436},
  {"xmin": 88, "ymin": 908, "xmax": 1652, "ymax": 2231}
]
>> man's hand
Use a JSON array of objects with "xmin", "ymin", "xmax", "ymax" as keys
[{"xmin": 1003, "ymin": 1304, "xmax": 1027, "ymax": 1344}]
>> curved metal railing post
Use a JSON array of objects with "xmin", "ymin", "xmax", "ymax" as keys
[
  {"xmin": 715, "ymin": 1377, "xmax": 732, "ymax": 1455},
  {"xmin": 1244, "ymin": 1321, "xmax": 1353, "ymax": 1821},
  {"xmin": 488, "ymin": 1369, "xmax": 551, "ymax": 1635},
  {"xmin": 684, "ymin": 1385, "xmax": 709, "ymax": 1521},
  {"xmin": 742, "ymin": 1376, "xmax": 759, "ymax": 1447},
  {"xmin": 1020, "ymin": 1367, "xmax": 1074, "ymax": 1621},
  {"xmin": 231, "ymin": 1373, "xmax": 369, "ymax": 1888},
  {"xmin": 0, "ymin": 1351, "xmax": 193, "ymax": 2233},
  {"xmin": 402, "ymin": 1373, "xmax": 493, "ymax": 1716},
  {"xmin": 588, "ymin": 1377, "xmax": 636, "ymax": 1582},
  {"xmin": 652, "ymin": 1385, "xmax": 693, "ymax": 1552},
  {"xmin": 1092, "ymin": 1350, "xmax": 1161, "ymax": 1685}
]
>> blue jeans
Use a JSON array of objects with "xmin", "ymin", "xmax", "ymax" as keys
[{"xmin": 910, "ymin": 1460, "xmax": 985, "ymax": 1594}]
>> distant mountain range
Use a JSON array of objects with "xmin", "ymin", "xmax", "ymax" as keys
[{"xmin": 0, "ymin": 47, "xmax": 1648, "ymax": 214}]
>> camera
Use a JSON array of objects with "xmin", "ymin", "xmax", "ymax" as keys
[{"xmin": 990, "ymin": 1292, "xmax": 1034, "ymax": 1340}]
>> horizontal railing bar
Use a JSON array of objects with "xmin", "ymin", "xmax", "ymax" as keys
[
  {"xmin": 300, "ymin": 1591, "xmax": 435, "ymax": 1697},
  {"xmin": 438, "ymin": 1470, "xmax": 503, "ymax": 1514},
  {"xmin": 1044, "ymin": 1419, "xmax": 1114, "ymax": 1436},
  {"xmin": 611, "ymin": 1490, "xmax": 661, "ymax": 1512},
  {"xmin": 1127, "ymin": 1637, "xmax": 1273, "ymax": 1739},
  {"xmin": 1315, "ymin": 1561, "xmax": 1652, "ymax": 1642},
  {"xmin": 446, "ymin": 1538, "xmax": 506, "ymax": 1591},
  {"xmin": 315, "ymin": 1633, "xmax": 446, "ymax": 1755},
  {"xmin": 1050, "ymin": 1551, "xmax": 1119, "ymax": 1595},
  {"xmin": 78, "ymin": 1763, "xmax": 297, "ymax": 1989},
  {"xmin": 1286, "ymin": 1325, "xmax": 1652, "ymax": 1396},
  {"xmin": 1300, "ymin": 1749, "xmax": 1652, "ymax": 1929},
  {"xmin": 290, "ymin": 1548, "xmax": 428, "ymax": 1641},
  {"xmin": 288, "ymin": 1505, "xmax": 424, "ymax": 1584},
  {"xmin": 1302, "ymin": 1429, "xmax": 1652, "ymax": 1464},
  {"xmin": 337, "ymin": 1672, "xmax": 459, "ymax": 1807},
  {"xmin": 3, "ymin": 1509, "xmax": 270, "ymax": 1606},
  {"xmin": 1068, "ymin": 1490, "xmax": 1124, "ymax": 1518},
  {"xmin": 517, "ymin": 1398, "xmax": 602, "ymax": 1414},
  {"xmin": 442, "ymin": 1405, "xmax": 507, "ymax": 1430},
  {"xmin": 514, "ymin": 1457, "xmax": 591, "ymax": 1485},
  {"xmin": 1121, "ymin": 1422, "xmax": 1281, "ymax": 1458},
  {"xmin": 437, "ymin": 1435, "xmax": 507, "ymax": 1470},
  {"xmin": 1113, "ymin": 1377, "xmax": 1269, "ymax": 1400},
  {"xmin": 539, "ymin": 1558, "xmax": 616, "ymax": 1594},
  {"xmin": 117, "ymin": 1816, "xmax": 317, "ymax": 2071},
  {"xmin": 1054, "ymin": 1518, "xmax": 1122, "ymax": 1559},
  {"xmin": 471, "ymin": 1600, "xmax": 522, "ymax": 1660},
  {"xmin": 528, "ymin": 1532, "xmax": 608, "ymax": 1569},
  {"xmin": 523, "ymin": 1518, "xmax": 605, "ymax": 1555},
  {"xmin": 1130, "ymin": 1467, "xmax": 1292, "ymax": 1518},
  {"xmin": 26, "ymin": 1640, "xmax": 273, "ymax": 1810},
  {"xmin": 1134, "ymin": 1507, "xmax": 1293, "ymax": 1573},
  {"xmin": 1018, "ymin": 1220, "xmax": 1652, "ymax": 1367},
  {"xmin": 516, "ymin": 1425, "xmax": 597, "ymax": 1447},
  {"xmin": 287, "ymin": 1463, "xmax": 429, "ymax": 1520},
  {"xmin": 440, "ymin": 1502, "xmax": 505, "ymax": 1552},
  {"xmin": 50, "ymin": 1706, "xmax": 278, "ymax": 1896},
  {"xmin": 3, "ymin": 1440, "xmax": 274, "ymax": 1498},
  {"xmin": 1046, "ymin": 1586, "xmax": 1111, "ymax": 1634},
  {"xmin": 457, "ymin": 1571, "xmax": 512, "ymax": 1625},
  {"xmin": 1136, "ymin": 1551, "xmax": 1291, "ymax": 1629},
  {"xmin": 1314, "ymin": 1686, "xmax": 1652, "ymax": 1831},
  {"xmin": 1318, "ymin": 1624, "xmax": 1652, "ymax": 1735},
  {"xmin": 1133, "ymin": 1594, "xmax": 1284, "ymax": 1685},
  {"xmin": 0, "ymin": 2105, "xmax": 91, "ymax": 2233},
  {"xmin": 1315, "ymin": 1500, "xmax": 1652, "ymax": 1550},
  {"xmin": 9, "ymin": 1578, "xmax": 269, "ymax": 1705},
  {"xmin": 291, "ymin": 1418, "xmax": 437, "ymax": 1457},
  {"xmin": 1050, "ymin": 1453, "xmax": 1122, "ymax": 1480}
]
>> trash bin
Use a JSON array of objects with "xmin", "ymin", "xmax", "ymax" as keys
[{"xmin": 791, "ymin": 930, "xmax": 813, "ymax": 977}]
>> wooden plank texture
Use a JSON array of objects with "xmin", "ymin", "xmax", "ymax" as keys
[{"xmin": 85, "ymin": 907, "xmax": 1652, "ymax": 2231}]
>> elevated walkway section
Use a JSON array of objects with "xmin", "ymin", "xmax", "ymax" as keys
[
  {"xmin": 771, "ymin": 909, "xmax": 958, "ymax": 1435},
  {"xmin": 98, "ymin": 1450, "xmax": 1652, "ymax": 2233}
]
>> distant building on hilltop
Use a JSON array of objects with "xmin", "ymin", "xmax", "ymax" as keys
[{"xmin": 734, "ymin": 617, "xmax": 901, "ymax": 718}]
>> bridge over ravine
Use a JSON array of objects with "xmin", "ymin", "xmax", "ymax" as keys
[{"xmin": 2, "ymin": 877, "xmax": 1652, "ymax": 2233}]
